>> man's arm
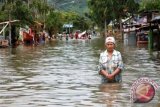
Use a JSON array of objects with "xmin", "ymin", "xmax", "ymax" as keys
[
  {"xmin": 109, "ymin": 52, "xmax": 123, "ymax": 79},
  {"xmin": 99, "ymin": 53, "xmax": 114, "ymax": 80},
  {"xmin": 99, "ymin": 70, "xmax": 109, "ymax": 78},
  {"xmin": 109, "ymin": 68, "xmax": 121, "ymax": 78},
  {"xmin": 99, "ymin": 69, "xmax": 116, "ymax": 80}
]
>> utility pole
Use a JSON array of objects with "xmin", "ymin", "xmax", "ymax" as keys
[
  {"xmin": 28, "ymin": 0, "xmax": 29, "ymax": 9},
  {"xmin": 8, "ymin": 0, "xmax": 13, "ymax": 46},
  {"xmin": 9, "ymin": 13, "xmax": 11, "ymax": 46},
  {"xmin": 104, "ymin": 19, "xmax": 106, "ymax": 37},
  {"xmin": 44, "ymin": 0, "xmax": 47, "ymax": 29}
]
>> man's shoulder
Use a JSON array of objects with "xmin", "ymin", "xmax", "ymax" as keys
[
  {"xmin": 100, "ymin": 50, "xmax": 121, "ymax": 56},
  {"xmin": 113, "ymin": 50, "xmax": 121, "ymax": 55},
  {"xmin": 100, "ymin": 50, "xmax": 107, "ymax": 56}
]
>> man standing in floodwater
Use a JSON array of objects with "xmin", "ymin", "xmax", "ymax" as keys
[{"xmin": 99, "ymin": 37, "xmax": 124, "ymax": 83}]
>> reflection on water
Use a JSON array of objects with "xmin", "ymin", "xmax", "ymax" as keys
[
  {"xmin": 0, "ymin": 37, "xmax": 160, "ymax": 107},
  {"xmin": 98, "ymin": 83, "xmax": 123, "ymax": 107}
]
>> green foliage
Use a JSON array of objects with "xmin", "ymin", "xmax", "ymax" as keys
[
  {"xmin": 0, "ymin": 0, "xmax": 90, "ymax": 34},
  {"xmin": 60, "ymin": 11, "xmax": 89, "ymax": 31},
  {"xmin": 46, "ymin": 11, "xmax": 63, "ymax": 34},
  {"xmin": 73, "ymin": 15, "xmax": 89, "ymax": 30},
  {"xmin": 29, "ymin": 0, "xmax": 53, "ymax": 23},
  {"xmin": 88, "ymin": 0, "xmax": 115, "ymax": 29},
  {"xmin": 31, "ymin": 0, "xmax": 51, "ymax": 15},
  {"xmin": 0, "ymin": 11, "xmax": 8, "ymax": 22},
  {"xmin": 48, "ymin": 0, "xmax": 88, "ymax": 16},
  {"xmin": 126, "ymin": 0, "xmax": 139, "ymax": 14},
  {"xmin": 0, "ymin": 0, "xmax": 33, "ymax": 25},
  {"xmin": 139, "ymin": 0, "xmax": 160, "ymax": 11},
  {"xmin": 11, "ymin": 0, "xmax": 33, "ymax": 25},
  {"xmin": 87, "ymin": 0, "xmax": 139, "ymax": 29}
]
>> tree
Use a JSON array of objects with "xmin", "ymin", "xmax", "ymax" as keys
[
  {"xmin": 139, "ymin": 0, "xmax": 160, "ymax": 11},
  {"xmin": 11, "ymin": 0, "xmax": 33, "ymax": 25},
  {"xmin": 29, "ymin": 0, "xmax": 53, "ymax": 24},
  {"xmin": 88, "ymin": 0, "xmax": 112, "ymax": 29},
  {"xmin": 87, "ymin": 0, "xmax": 139, "ymax": 32},
  {"xmin": 61, "ymin": 11, "xmax": 89, "ymax": 31},
  {"xmin": 0, "ymin": 0, "xmax": 33, "ymax": 25},
  {"xmin": 0, "ymin": 11, "xmax": 8, "ymax": 22},
  {"xmin": 46, "ymin": 11, "xmax": 63, "ymax": 36}
]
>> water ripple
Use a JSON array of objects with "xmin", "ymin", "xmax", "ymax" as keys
[{"xmin": 0, "ymin": 38, "xmax": 160, "ymax": 107}]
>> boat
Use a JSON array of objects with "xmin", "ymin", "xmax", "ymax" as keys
[
  {"xmin": 78, "ymin": 31, "xmax": 86, "ymax": 39},
  {"xmin": 22, "ymin": 31, "xmax": 34, "ymax": 41},
  {"xmin": 20, "ymin": 28, "xmax": 35, "ymax": 44}
]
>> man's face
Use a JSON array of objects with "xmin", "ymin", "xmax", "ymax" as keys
[{"xmin": 105, "ymin": 42, "xmax": 115, "ymax": 52}]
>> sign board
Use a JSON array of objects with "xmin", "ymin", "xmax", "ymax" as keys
[{"xmin": 63, "ymin": 24, "xmax": 73, "ymax": 28}]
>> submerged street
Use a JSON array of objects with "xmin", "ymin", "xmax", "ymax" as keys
[{"xmin": 0, "ymin": 37, "xmax": 160, "ymax": 107}]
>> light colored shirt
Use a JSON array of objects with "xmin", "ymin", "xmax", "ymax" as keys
[{"xmin": 99, "ymin": 49, "xmax": 124, "ymax": 83}]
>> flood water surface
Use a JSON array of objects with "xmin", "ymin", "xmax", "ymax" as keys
[{"xmin": 0, "ymin": 37, "xmax": 160, "ymax": 107}]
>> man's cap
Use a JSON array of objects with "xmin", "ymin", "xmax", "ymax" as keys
[{"xmin": 105, "ymin": 36, "xmax": 115, "ymax": 44}]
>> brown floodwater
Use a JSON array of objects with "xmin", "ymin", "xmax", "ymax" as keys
[{"xmin": 0, "ymin": 37, "xmax": 160, "ymax": 107}]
